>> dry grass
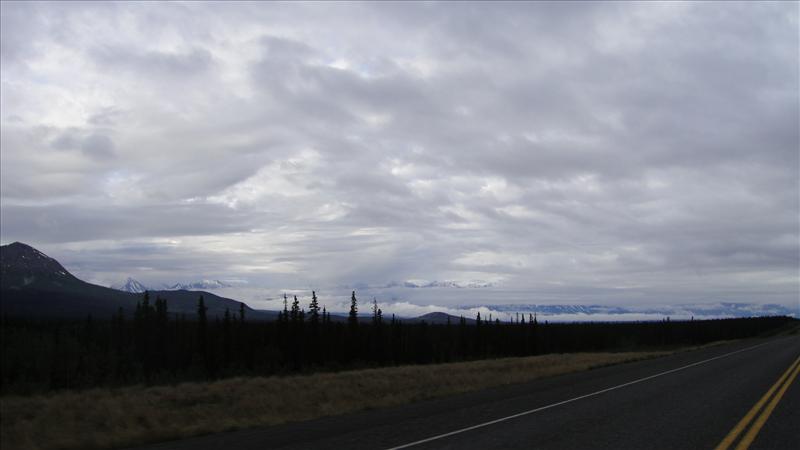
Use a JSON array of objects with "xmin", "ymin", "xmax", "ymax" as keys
[{"xmin": 1, "ymin": 351, "xmax": 668, "ymax": 450}]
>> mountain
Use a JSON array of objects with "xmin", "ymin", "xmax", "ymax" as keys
[
  {"xmin": 1, "ymin": 242, "xmax": 274, "ymax": 320},
  {"xmin": 1, "ymin": 242, "xmax": 133, "ymax": 317},
  {"xmin": 110, "ymin": 278, "xmax": 232, "ymax": 293},
  {"xmin": 111, "ymin": 277, "xmax": 148, "ymax": 293},
  {"xmin": 468, "ymin": 303, "xmax": 798, "ymax": 319},
  {"xmin": 385, "ymin": 280, "xmax": 496, "ymax": 289},
  {"xmin": 409, "ymin": 312, "xmax": 475, "ymax": 324},
  {"xmin": 1, "ymin": 242, "xmax": 82, "ymax": 289},
  {"xmin": 164, "ymin": 280, "xmax": 231, "ymax": 290}
]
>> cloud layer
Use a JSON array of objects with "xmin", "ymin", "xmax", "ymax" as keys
[{"xmin": 1, "ymin": 2, "xmax": 797, "ymax": 307}]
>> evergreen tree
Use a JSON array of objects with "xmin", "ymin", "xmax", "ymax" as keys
[
  {"xmin": 154, "ymin": 296, "xmax": 168, "ymax": 371},
  {"xmin": 291, "ymin": 295, "xmax": 300, "ymax": 323},
  {"xmin": 223, "ymin": 308, "xmax": 232, "ymax": 366},
  {"xmin": 347, "ymin": 291, "xmax": 359, "ymax": 361},
  {"xmin": 197, "ymin": 295, "xmax": 209, "ymax": 372},
  {"xmin": 239, "ymin": 302, "xmax": 245, "ymax": 322},
  {"xmin": 372, "ymin": 298, "xmax": 381, "ymax": 325},
  {"xmin": 309, "ymin": 291, "xmax": 320, "ymax": 325},
  {"xmin": 348, "ymin": 291, "xmax": 358, "ymax": 327},
  {"xmin": 136, "ymin": 291, "xmax": 152, "ymax": 323}
]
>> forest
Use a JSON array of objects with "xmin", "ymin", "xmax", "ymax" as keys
[{"xmin": 1, "ymin": 291, "xmax": 795, "ymax": 394}]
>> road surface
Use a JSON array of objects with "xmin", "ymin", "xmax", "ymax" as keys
[{"xmin": 136, "ymin": 335, "xmax": 800, "ymax": 449}]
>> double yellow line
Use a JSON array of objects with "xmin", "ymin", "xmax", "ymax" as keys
[{"xmin": 715, "ymin": 355, "xmax": 800, "ymax": 450}]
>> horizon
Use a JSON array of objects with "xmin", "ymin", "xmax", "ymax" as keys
[
  {"xmin": 1, "ymin": 2, "xmax": 798, "ymax": 314},
  {"xmin": 2, "ymin": 239, "xmax": 797, "ymax": 322}
]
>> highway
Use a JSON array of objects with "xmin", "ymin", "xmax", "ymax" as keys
[{"xmin": 137, "ymin": 335, "xmax": 799, "ymax": 449}]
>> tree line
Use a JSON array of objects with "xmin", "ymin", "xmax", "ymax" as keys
[{"xmin": 1, "ymin": 291, "xmax": 795, "ymax": 394}]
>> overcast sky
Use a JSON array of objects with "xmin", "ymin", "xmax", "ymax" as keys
[{"xmin": 1, "ymin": 1, "xmax": 798, "ymax": 308}]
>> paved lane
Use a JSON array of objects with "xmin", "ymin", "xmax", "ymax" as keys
[{"xmin": 136, "ymin": 335, "xmax": 800, "ymax": 450}]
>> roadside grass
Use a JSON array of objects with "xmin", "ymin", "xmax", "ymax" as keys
[{"xmin": 2, "ymin": 350, "xmax": 674, "ymax": 450}]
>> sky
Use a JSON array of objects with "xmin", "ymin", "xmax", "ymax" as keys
[{"xmin": 1, "ymin": 1, "xmax": 798, "ymax": 312}]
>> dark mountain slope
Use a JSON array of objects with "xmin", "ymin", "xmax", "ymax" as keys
[
  {"xmin": 0, "ymin": 242, "xmax": 274, "ymax": 320},
  {"xmin": 408, "ymin": 311, "xmax": 475, "ymax": 324}
]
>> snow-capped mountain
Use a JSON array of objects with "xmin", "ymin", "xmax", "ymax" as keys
[
  {"xmin": 464, "ymin": 303, "xmax": 798, "ymax": 319},
  {"xmin": 385, "ymin": 280, "xmax": 496, "ymax": 289},
  {"xmin": 111, "ymin": 278, "xmax": 232, "ymax": 293},
  {"xmin": 164, "ymin": 280, "xmax": 232, "ymax": 290},
  {"xmin": 111, "ymin": 277, "xmax": 148, "ymax": 294}
]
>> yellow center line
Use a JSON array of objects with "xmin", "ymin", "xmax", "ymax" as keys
[
  {"xmin": 714, "ymin": 355, "xmax": 800, "ymax": 450},
  {"xmin": 734, "ymin": 358, "xmax": 800, "ymax": 450}
]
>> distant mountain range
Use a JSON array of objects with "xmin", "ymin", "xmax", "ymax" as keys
[
  {"xmin": 0, "ymin": 242, "xmax": 274, "ymax": 320},
  {"xmin": 467, "ymin": 303, "xmax": 798, "ymax": 319},
  {"xmin": 2, "ymin": 242, "xmax": 794, "ymax": 322},
  {"xmin": 384, "ymin": 280, "xmax": 496, "ymax": 289},
  {"xmin": 111, "ymin": 277, "xmax": 232, "ymax": 293}
]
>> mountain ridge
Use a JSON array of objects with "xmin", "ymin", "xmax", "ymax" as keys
[
  {"xmin": 458, "ymin": 303, "xmax": 798, "ymax": 319},
  {"xmin": 111, "ymin": 277, "xmax": 232, "ymax": 293},
  {"xmin": 1, "ymin": 242, "xmax": 273, "ymax": 320},
  {"xmin": 2, "ymin": 242, "xmax": 794, "ymax": 322}
]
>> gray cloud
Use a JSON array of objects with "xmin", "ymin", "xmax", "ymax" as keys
[
  {"xmin": 81, "ymin": 133, "xmax": 115, "ymax": 159},
  {"xmin": 89, "ymin": 46, "xmax": 214, "ymax": 78},
  {"xmin": 0, "ymin": 2, "xmax": 797, "ymax": 308}
]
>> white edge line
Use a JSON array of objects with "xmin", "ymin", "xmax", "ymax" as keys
[{"xmin": 386, "ymin": 341, "xmax": 773, "ymax": 450}]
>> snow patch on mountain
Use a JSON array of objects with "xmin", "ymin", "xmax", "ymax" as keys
[
  {"xmin": 460, "ymin": 302, "xmax": 798, "ymax": 320},
  {"xmin": 164, "ymin": 279, "xmax": 232, "ymax": 290},
  {"xmin": 384, "ymin": 279, "xmax": 497, "ymax": 289},
  {"xmin": 111, "ymin": 278, "xmax": 233, "ymax": 293},
  {"xmin": 111, "ymin": 277, "xmax": 148, "ymax": 293}
]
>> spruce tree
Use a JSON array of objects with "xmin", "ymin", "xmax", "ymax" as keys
[
  {"xmin": 372, "ymin": 298, "xmax": 380, "ymax": 325},
  {"xmin": 291, "ymin": 295, "xmax": 300, "ymax": 322},
  {"xmin": 309, "ymin": 291, "xmax": 320, "ymax": 325},
  {"xmin": 197, "ymin": 295, "xmax": 209, "ymax": 371},
  {"xmin": 347, "ymin": 291, "xmax": 359, "ymax": 361},
  {"xmin": 348, "ymin": 291, "xmax": 358, "ymax": 327},
  {"xmin": 223, "ymin": 308, "xmax": 232, "ymax": 366}
]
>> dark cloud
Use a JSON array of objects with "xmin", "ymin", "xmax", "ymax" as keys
[{"xmin": 81, "ymin": 133, "xmax": 115, "ymax": 159}]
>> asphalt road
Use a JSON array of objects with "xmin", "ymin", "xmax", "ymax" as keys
[{"xmin": 137, "ymin": 335, "xmax": 800, "ymax": 450}]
